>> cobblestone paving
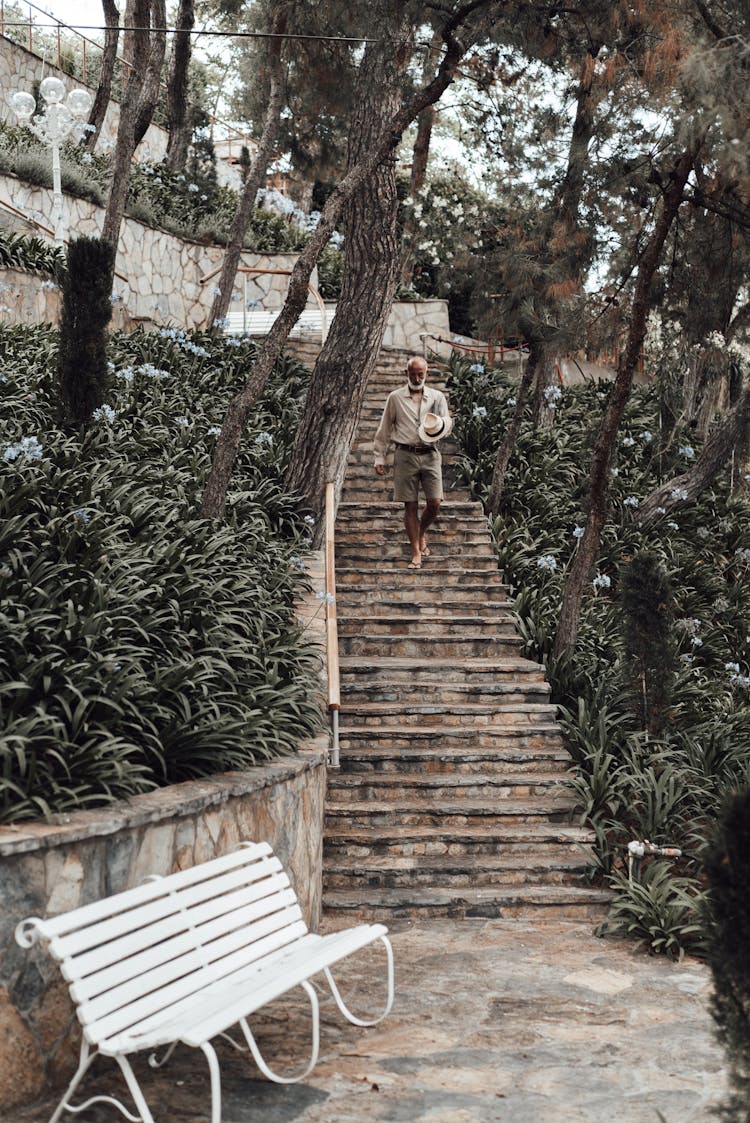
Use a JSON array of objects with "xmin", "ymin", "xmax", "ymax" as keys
[{"xmin": 12, "ymin": 918, "xmax": 727, "ymax": 1123}]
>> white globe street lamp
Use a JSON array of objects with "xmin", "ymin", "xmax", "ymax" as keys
[{"xmin": 8, "ymin": 77, "xmax": 94, "ymax": 246}]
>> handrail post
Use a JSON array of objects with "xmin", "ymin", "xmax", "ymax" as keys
[{"xmin": 324, "ymin": 481, "xmax": 341, "ymax": 768}]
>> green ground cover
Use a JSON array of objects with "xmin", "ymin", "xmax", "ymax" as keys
[
  {"xmin": 448, "ymin": 356, "xmax": 750, "ymax": 958},
  {"xmin": 0, "ymin": 325, "xmax": 323, "ymax": 823}
]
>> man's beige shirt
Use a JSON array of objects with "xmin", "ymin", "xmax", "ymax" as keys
[{"xmin": 373, "ymin": 384, "xmax": 450, "ymax": 467}]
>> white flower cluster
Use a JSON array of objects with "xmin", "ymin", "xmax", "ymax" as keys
[
  {"xmin": 573, "ymin": 525, "xmax": 585, "ymax": 539},
  {"xmin": 536, "ymin": 554, "xmax": 557, "ymax": 572},
  {"xmin": 621, "ymin": 436, "xmax": 635, "ymax": 448},
  {"xmin": 670, "ymin": 487, "xmax": 688, "ymax": 501},
  {"xmin": 92, "ymin": 405, "xmax": 116, "ymax": 424},
  {"xmin": 543, "ymin": 385, "xmax": 563, "ymax": 409},
  {"xmin": 592, "ymin": 573, "xmax": 611, "ymax": 590},
  {"xmin": 472, "ymin": 405, "xmax": 488, "ymax": 418},
  {"xmin": 4, "ymin": 435, "xmax": 43, "ymax": 462},
  {"xmin": 678, "ymin": 445, "xmax": 695, "ymax": 459},
  {"xmin": 623, "ymin": 496, "xmax": 639, "ymax": 508}
]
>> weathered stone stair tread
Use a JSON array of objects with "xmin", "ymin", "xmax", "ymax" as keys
[
  {"xmin": 339, "ymin": 724, "xmax": 562, "ymax": 742},
  {"xmin": 338, "ymin": 745, "xmax": 570, "ymax": 767},
  {"xmin": 324, "ymin": 852, "xmax": 590, "ymax": 878},
  {"xmin": 326, "ymin": 795, "xmax": 577, "ymax": 817},
  {"xmin": 322, "ymin": 884, "xmax": 611, "ymax": 918},
  {"xmin": 328, "ymin": 772, "xmax": 572, "ymax": 793},
  {"xmin": 339, "ymin": 656, "xmax": 542, "ymax": 674},
  {"xmin": 338, "ymin": 701, "xmax": 557, "ymax": 719},
  {"xmin": 324, "ymin": 821, "xmax": 592, "ymax": 845}
]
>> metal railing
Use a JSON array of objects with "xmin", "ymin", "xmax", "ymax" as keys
[{"xmin": 324, "ymin": 481, "xmax": 340, "ymax": 769}]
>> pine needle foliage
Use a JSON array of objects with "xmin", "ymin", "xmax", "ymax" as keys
[
  {"xmin": 620, "ymin": 551, "xmax": 675, "ymax": 734},
  {"xmin": 57, "ymin": 236, "xmax": 115, "ymax": 428},
  {"xmin": 703, "ymin": 789, "xmax": 750, "ymax": 1121}
]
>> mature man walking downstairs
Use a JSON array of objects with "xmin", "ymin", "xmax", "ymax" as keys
[{"xmin": 373, "ymin": 355, "xmax": 453, "ymax": 569}]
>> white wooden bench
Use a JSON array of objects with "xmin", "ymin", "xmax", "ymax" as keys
[
  {"xmin": 16, "ymin": 841, "xmax": 393, "ymax": 1123},
  {"xmin": 224, "ymin": 305, "xmax": 336, "ymax": 339}
]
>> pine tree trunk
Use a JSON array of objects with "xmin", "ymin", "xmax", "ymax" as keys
[
  {"xmin": 284, "ymin": 11, "xmax": 412, "ymax": 528},
  {"xmin": 486, "ymin": 342, "xmax": 540, "ymax": 516},
  {"xmin": 164, "ymin": 0, "xmax": 194, "ymax": 172},
  {"xmin": 84, "ymin": 0, "xmax": 119, "ymax": 151},
  {"xmin": 101, "ymin": 0, "xmax": 165, "ymax": 250},
  {"xmin": 552, "ymin": 143, "xmax": 701, "ymax": 661},
  {"xmin": 207, "ymin": 8, "xmax": 286, "ymax": 331},
  {"xmin": 399, "ymin": 30, "xmax": 441, "ymax": 288},
  {"xmin": 133, "ymin": 0, "xmax": 166, "ymax": 148},
  {"xmin": 199, "ymin": 0, "xmax": 490, "ymax": 519}
]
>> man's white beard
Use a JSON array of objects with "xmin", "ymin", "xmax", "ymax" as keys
[{"xmin": 408, "ymin": 377, "xmax": 425, "ymax": 391}]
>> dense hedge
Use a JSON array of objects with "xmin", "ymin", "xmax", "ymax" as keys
[
  {"xmin": 449, "ymin": 355, "xmax": 750, "ymax": 958},
  {"xmin": 0, "ymin": 325, "xmax": 322, "ymax": 822}
]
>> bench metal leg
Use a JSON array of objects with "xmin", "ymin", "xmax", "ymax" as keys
[
  {"xmin": 200, "ymin": 1041, "xmax": 222, "ymax": 1123},
  {"xmin": 323, "ymin": 934, "xmax": 395, "ymax": 1027},
  {"xmin": 115, "ymin": 1054, "xmax": 157, "ymax": 1123},
  {"xmin": 48, "ymin": 1041, "xmax": 95, "ymax": 1123},
  {"xmin": 239, "ymin": 979, "xmax": 320, "ymax": 1084}
]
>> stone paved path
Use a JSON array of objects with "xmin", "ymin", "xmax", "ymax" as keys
[{"xmin": 12, "ymin": 918, "xmax": 726, "ymax": 1123}]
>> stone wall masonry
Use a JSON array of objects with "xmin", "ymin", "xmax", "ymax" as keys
[
  {"xmin": 0, "ymin": 34, "xmax": 167, "ymax": 160},
  {"xmin": 0, "ymin": 742, "xmax": 328, "ymax": 1111},
  {"xmin": 0, "ymin": 170, "xmax": 315, "ymax": 329}
]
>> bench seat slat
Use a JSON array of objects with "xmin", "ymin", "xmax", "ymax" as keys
[
  {"xmin": 36, "ymin": 843, "xmax": 274, "ymax": 943},
  {"xmin": 54, "ymin": 861, "xmax": 287, "ymax": 963},
  {"xmin": 91, "ymin": 918, "xmax": 310, "ymax": 1048},
  {"xmin": 101, "ymin": 924, "xmax": 387, "ymax": 1055},
  {"xmin": 71, "ymin": 891, "xmax": 302, "ymax": 1006}
]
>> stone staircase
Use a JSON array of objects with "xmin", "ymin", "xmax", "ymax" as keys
[{"xmin": 323, "ymin": 349, "xmax": 609, "ymax": 920}]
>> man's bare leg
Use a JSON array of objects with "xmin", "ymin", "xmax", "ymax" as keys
[
  {"xmin": 419, "ymin": 499, "xmax": 441, "ymax": 556},
  {"xmin": 404, "ymin": 501, "xmax": 422, "ymax": 567}
]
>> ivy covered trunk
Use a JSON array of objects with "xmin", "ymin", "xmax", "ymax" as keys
[{"xmin": 284, "ymin": 7, "xmax": 413, "ymax": 527}]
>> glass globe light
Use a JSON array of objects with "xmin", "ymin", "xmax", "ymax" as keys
[
  {"xmin": 9, "ymin": 90, "xmax": 35, "ymax": 122},
  {"xmin": 54, "ymin": 105, "xmax": 74, "ymax": 134},
  {"xmin": 66, "ymin": 88, "xmax": 93, "ymax": 118},
  {"xmin": 39, "ymin": 76, "xmax": 65, "ymax": 104}
]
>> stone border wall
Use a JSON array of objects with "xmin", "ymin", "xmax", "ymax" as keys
[{"xmin": 0, "ymin": 742, "xmax": 327, "ymax": 1110}]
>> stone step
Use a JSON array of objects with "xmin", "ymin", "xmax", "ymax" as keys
[
  {"xmin": 336, "ymin": 588, "xmax": 510, "ymax": 610},
  {"xmin": 335, "ymin": 744, "xmax": 570, "ymax": 776},
  {"xmin": 339, "ymin": 725, "xmax": 563, "ymax": 753},
  {"xmin": 340, "ymin": 680, "xmax": 549, "ymax": 706},
  {"xmin": 336, "ymin": 596, "xmax": 513, "ymax": 619},
  {"xmin": 336, "ymin": 550, "xmax": 498, "ymax": 571},
  {"xmin": 323, "ymin": 820, "xmax": 593, "ymax": 858},
  {"xmin": 322, "ymin": 884, "xmax": 611, "ymax": 921},
  {"xmin": 337, "ymin": 615, "xmax": 517, "ymax": 639},
  {"xmin": 325, "ymin": 794, "xmax": 577, "ymax": 829},
  {"xmin": 323, "ymin": 852, "xmax": 593, "ymax": 890},
  {"xmin": 327, "ymin": 771, "xmax": 572, "ymax": 802},
  {"xmin": 338, "ymin": 701, "xmax": 557, "ymax": 728},
  {"xmin": 340, "ymin": 487, "xmax": 474, "ymax": 505},
  {"xmin": 339, "ymin": 633, "xmax": 522, "ymax": 658},
  {"xmin": 338, "ymin": 656, "xmax": 541, "ymax": 683},
  {"xmin": 335, "ymin": 564, "xmax": 496, "ymax": 586}
]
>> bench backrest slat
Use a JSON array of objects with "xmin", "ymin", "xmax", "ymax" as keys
[
  {"xmin": 34, "ymin": 843, "xmax": 274, "ymax": 943},
  {"xmin": 70, "ymin": 887, "xmax": 302, "ymax": 1005},
  {"xmin": 86, "ymin": 914, "xmax": 309, "ymax": 1046},
  {"xmin": 52, "ymin": 857, "xmax": 286, "ymax": 962}
]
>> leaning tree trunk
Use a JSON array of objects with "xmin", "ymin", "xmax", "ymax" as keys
[
  {"xmin": 164, "ymin": 0, "xmax": 195, "ymax": 171},
  {"xmin": 486, "ymin": 342, "xmax": 541, "ymax": 516},
  {"xmin": 637, "ymin": 382, "xmax": 750, "ymax": 521},
  {"xmin": 552, "ymin": 143, "xmax": 701, "ymax": 661},
  {"xmin": 133, "ymin": 0, "xmax": 166, "ymax": 148},
  {"xmin": 101, "ymin": 0, "xmax": 153, "ymax": 249},
  {"xmin": 83, "ymin": 0, "xmax": 119, "ymax": 151},
  {"xmin": 207, "ymin": 6, "xmax": 287, "ymax": 331},
  {"xmin": 199, "ymin": 0, "xmax": 491, "ymax": 520},
  {"xmin": 399, "ymin": 29, "xmax": 441, "ymax": 288},
  {"xmin": 284, "ymin": 10, "xmax": 413, "ymax": 530}
]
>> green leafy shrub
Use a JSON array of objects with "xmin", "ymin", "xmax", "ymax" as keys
[
  {"xmin": 448, "ymin": 353, "xmax": 750, "ymax": 952},
  {"xmin": 0, "ymin": 230, "xmax": 64, "ymax": 277},
  {"xmin": 704, "ymin": 788, "xmax": 750, "ymax": 1121},
  {"xmin": 0, "ymin": 324, "xmax": 322, "ymax": 822}
]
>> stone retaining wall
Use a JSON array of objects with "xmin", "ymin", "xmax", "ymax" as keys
[{"xmin": 0, "ymin": 743, "xmax": 327, "ymax": 1110}]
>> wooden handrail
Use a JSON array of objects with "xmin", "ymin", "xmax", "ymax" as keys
[{"xmin": 324, "ymin": 481, "xmax": 340, "ymax": 768}]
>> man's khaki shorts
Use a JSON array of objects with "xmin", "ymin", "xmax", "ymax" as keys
[{"xmin": 393, "ymin": 446, "xmax": 443, "ymax": 502}]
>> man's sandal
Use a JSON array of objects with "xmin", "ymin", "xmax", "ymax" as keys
[{"xmin": 407, "ymin": 560, "xmax": 422, "ymax": 569}]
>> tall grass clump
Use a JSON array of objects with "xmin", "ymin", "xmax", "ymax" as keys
[
  {"xmin": 0, "ymin": 324, "xmax": 322, "ymax": 822},
  {"xmin": 448, "ymin": 353, "xmax": 750, "ymax": 958}
]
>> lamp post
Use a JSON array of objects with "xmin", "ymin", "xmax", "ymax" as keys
[{"xmin": 9, "ymin": 77, "xmax": 93, "ymax": 247}]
